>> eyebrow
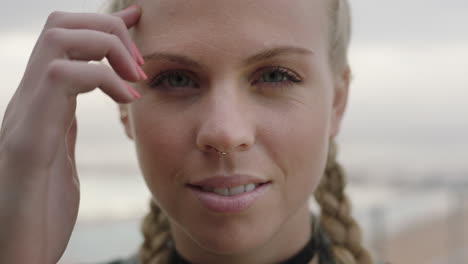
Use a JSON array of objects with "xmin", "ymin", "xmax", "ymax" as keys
[{"xmin": 141, "ymin": 46, "xmax": 314, "ymax": 69}]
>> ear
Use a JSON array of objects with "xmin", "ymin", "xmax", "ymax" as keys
[
  {"xmin": 330, "ymin": 66, "xmax": 351, "ymax": 139},
  {"xmin": 118, "ymin": 104, "xmax": 134, "ymax": 140}
]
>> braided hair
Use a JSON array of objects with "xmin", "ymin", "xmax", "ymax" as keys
[{"xmin": 314, "ymin": 141, "xmax": 373, "ymax": 264}]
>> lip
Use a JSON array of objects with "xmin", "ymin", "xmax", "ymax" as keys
[
  {"xmin": 188, "ymin": 174, "xmax": 269, "ymax": 189},
  {"xmin": 187, "ymin": 182, "xmax": 271, "ymax": 213}
]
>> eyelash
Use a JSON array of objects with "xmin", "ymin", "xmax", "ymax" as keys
[{"xmin": 148, "ymin": 66, "xmax": 302, "ymax": 91}]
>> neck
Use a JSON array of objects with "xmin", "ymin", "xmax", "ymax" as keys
[{"xmin": 171, "ymin": 203, "xmax": 312, "ymax": 264}]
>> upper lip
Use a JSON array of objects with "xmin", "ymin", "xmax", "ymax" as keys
[{"xmin": 188, "ymin": 174, "xmax": 270, "ymax": 189}]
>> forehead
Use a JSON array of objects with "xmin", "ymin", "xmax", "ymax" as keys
[{"xmin": 135, "ymin": 0, "xmax": 327, "ymax": 62}]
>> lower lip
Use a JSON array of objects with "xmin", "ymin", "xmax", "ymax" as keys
[{"xmin": 188, "ymin": 183, "xmax": 270, "ymax": 214}]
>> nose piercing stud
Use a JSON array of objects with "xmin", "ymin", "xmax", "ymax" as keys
[{"xmin": 215, "ymin": 149, "xmax": 228, "ymax": 155}]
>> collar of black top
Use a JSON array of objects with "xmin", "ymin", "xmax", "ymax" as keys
[
  {"xmin": 170, "ymin": 233, "xmax": 317, "ymax": 264},
  {"xmin": 168, "ymin": 214, "xmax": 334, "ymax": 264}
]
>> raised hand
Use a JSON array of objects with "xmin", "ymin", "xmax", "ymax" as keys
[{"xmin": 0, "ymin": 5, "xmax": 144, "ymax": 263}]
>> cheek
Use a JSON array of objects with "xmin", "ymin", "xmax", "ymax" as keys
[
  {"xmin": 262, "ymin": 101, "xmax": 331, "ymax": 194},
  {"xmin": 130, "ymin": 106, "xmax": 192, "ymax": 193}
]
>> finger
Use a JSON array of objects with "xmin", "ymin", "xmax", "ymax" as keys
[
  {"xmin": 43, "ymin": 7, "xmax": 142, "ymax": 63},
  {"xmin": 27, "ymin": 60, "xmax": 139, "ymax": 149},
  {"xmin": 43, "ymin": 59, "xmax": 138, "ymax": 102},
  {"xmin": 42, "ymin": 28, "xmax": 141, "ymax": 82},
  {"xmin": 112, "ymin": 5, "xmax": 142, "ymax": 28}
]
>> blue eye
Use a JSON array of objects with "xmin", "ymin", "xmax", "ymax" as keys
[
  {"xmin": 255, "ymin": 67, "xmax": 302, "ymax": 87},
  {"xmin": 263, "ymin": 71, "xmax": 287, "ymax": 82},
  {"xmin": 149, "ymin": 67, "xmax": 302, "ymax": 91},
  {"xmin": 150, "ymin": 70, "xmax": 199, "ymax": 89}
]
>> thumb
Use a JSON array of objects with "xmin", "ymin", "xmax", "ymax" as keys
[{"xmin": 112, "ymin": 5, "xmax": 142, "ymax": 28}]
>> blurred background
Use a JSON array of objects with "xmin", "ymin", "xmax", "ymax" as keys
[{"xmin": 1, "ymin": 0, "xmax": 467, "ymax": 263}]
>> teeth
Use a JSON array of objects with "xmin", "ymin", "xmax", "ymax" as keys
[
  {"xmin": 245, "ymin": 183, "xmax": 255, "ymax": 192},
  {"xmin": 210, "ymin": 184, "xmax": 258, "ymax": 196},
  {"xmin": 229, "ymin": 185, "xmax": 245, "ymax": 196},
  {"xmin": 213, "ymin": 188, "xmax": 229, "ymax": 196}
]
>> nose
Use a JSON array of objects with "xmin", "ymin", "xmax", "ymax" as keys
[{"xmin": 195, "ymin": 89, "xmax": 255, "ymax": 155}]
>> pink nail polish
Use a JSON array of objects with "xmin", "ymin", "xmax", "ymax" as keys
[
  {"xmin": 135, "ymin": 62, "xmax": 148, "ymax": 80},
  {"xmin": 132, "ymin": 43, "xmax": 145, "ymax": 66},
  {"xmin": 124, "ymin": 83, "xmax": 141, "ymax": 99},
  {"xmin": 124, "ymin": 5, "xmax": 138, "ymax": 11}
]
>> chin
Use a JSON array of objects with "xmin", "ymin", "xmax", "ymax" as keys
[
  {"xmin": 188, "ymin": 219, "xmax": 276, "ymax": 255},
  {"xmin": 170, "ymin": 201, "xmax": 280, "ymax": 257}
]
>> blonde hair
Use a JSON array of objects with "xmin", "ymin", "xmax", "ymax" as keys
[{"xmin": 105, "ymin": 1, "xmax": 373, "ymax": 263}]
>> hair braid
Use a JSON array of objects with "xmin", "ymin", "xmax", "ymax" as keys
[
  {"xmin": 138, "ymin": 200, "xmax": 172, "ymax": 264},
  {"xmin": 314, "ymin": 141, "xmax": 373, "ymax": 264}
]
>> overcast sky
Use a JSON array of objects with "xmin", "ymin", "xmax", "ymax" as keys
[
  {"xmin": 1, "ymin": 0, "xmax": 467, "ymax": 43},
  {"xmin": 1, "ymin": 0, "xmax": 467, "ymax": 171}
]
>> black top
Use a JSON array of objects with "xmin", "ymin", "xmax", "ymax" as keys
[{"xmin": 102, "ymin": 214, "xmax": 336, "ymax": 264}]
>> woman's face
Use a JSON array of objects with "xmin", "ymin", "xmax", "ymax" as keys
[{"xmin": 121, "ymin": 0, "xmax": 348, "ymax": 259}]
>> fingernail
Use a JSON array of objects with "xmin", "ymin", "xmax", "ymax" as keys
[
  {"xmin": 124, "ymin": 82, "xmax": 141, "ymax": 99},
  {"xmin": 124, "ymin": 5, "xmax": 138, "ymax": 11},
  {"xmin": 135, "ymin": 62, "xmax": 148, "ymax": 80},
  {"xmin": 132, "ymin": 42, "xmax": 145, "ymax": 66}
]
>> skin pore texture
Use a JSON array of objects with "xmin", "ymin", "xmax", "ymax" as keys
[{"xmin": 118, "ymin": 0, "xmax": 349, "ymax": 263}]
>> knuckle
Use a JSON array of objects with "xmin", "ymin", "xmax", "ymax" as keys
[
  {"xmin": 2, "ymin": 130, "xmax": 58, "ymax": 170},
  {"xmin": 98, "ymin": 63, "xmax": 114, "ymax": 80},
  {"xmin": 110, "ymin": 16, "xmax": 127, "ymax": 35},
  {"xmin": 46, "ymin": 11, "xmax": 64, "ymax": 27},
  {"xmin": 107, "ymin": 33, "xmax": 120, "ymax": 44},
  {"xmin": 101, "ymin": 34, "xmax": 120, "ymax": 56},
  {"xmin": 0, "ymin": 128, "xmax": 33, "ymax": 163},
  {"xmin": 2, "ymin": 137, "xmax": 24, "ymax": 159},
  {"xmin": 42, "ymin": 28, "xmax": 63, "ymax": 45},
  {"xmin": 46, "ymin": 60, "xmax": 67, "ymax": 81},
  {"xmin": 108, "ymin": 34, "xmax": 122, "ymax": 50},
  {"xmin": 101, "ymin": 65, "xmax": 118, "ymax": 84},
  {"xmin": 111, "ymin": 15, "xmax": 126, "ymax": 28}
]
